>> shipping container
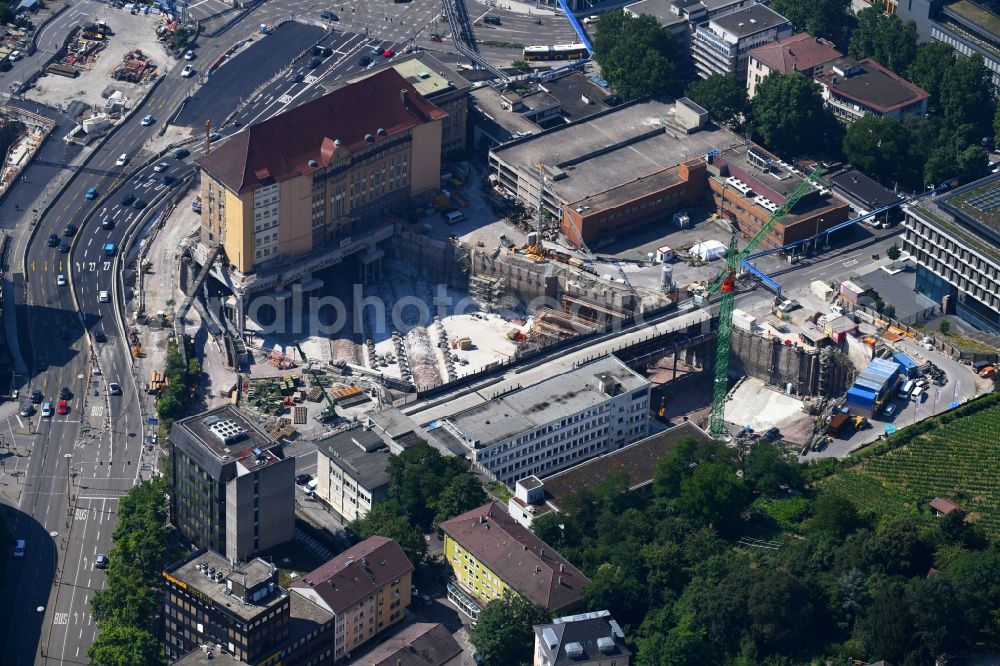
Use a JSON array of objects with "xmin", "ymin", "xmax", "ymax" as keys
[
  {"xmin": 846, "ymin": 386, "xmax": 877, "ymax": 408},
  {"xmin": 828, "ymin": 413, "xmax": 851, "ymax": 437},
  {"xmin": 893, "ymin": 352, "xmax": 918, "ymax": 378}
]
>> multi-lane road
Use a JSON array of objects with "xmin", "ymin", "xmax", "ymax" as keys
[{"xmin": 0, "ymin": 0, "xmax": 588, "ymax": 661}]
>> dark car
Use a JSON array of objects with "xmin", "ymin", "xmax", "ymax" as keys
[
  {"xmin": 108, "ymin": 382, "xmax": 123, "ymax": 396},
  {"xmin": 94, "ymin": 331, "xmax": 107, "ymax": 343},
  {"xmin": 59, "ymin": 241, "xmax": 70, "ymax": 253},
  {"xmin": 308, "ymin": 56, "xmax": 321, "ymax": 68},
  {"xmin": 358, "ymin": 55, "xmax": 372, "ymax": 67},
  {"xmin": 101, "ymin": 216, "xmax": 115, "ymax": 230},
  {"xmin": 64, "ymin": 224, "xmax": 77, "ymax": 237},
  {"xmin": 59, "ymin": 387, "xmax": 72, "ymax": 400},
  {"xmin": 174, "ymin": 148, "xmax": 190, "ymax": 159},
  {"xmin": 47, "ymin": 234, "xmax": 60, "ymax": 247},
  {"xmin": 30, "ymin": 389, "xmax": 43, "ymax": 403},
  {"xmin": 121, "ymin": 193, "xmax": 135, "ymax": 206},
  {"xmin": 295, "ymin": 474, "xmax": 313, "ymax": 486},
  {"xmin": 133, "ymin": 199, "xmax": 147, "ymax": 210},
  {"xmin": 483, "ymin": 15, "xmax": 501, "ymax": 25},
  {"xmin": 289, "ymin": 70, "xmax": 304, "ymax": 83},
  {"xmin": 320, "ymin": 9, "xmax": 338, "ymax": 20},
  {"xmin": 95, "ymin": 554, "xmax": 109, "ymax": 569},
  {"xmin": 161, "ymin": 175, "xmax": 175, "ymax": 186},
  {"xmin": 763, "ymin": 427, "xmax": 781, "ymax": 442}
]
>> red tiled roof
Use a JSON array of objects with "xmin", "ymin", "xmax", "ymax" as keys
[
  {"xmin": 349, "ymin": 623, "xmax": 462, "ymax": 666},
  {"xmin": 930, "ymin": 497, "xmax": 961, "ymax": 515},
  {"xmin": 440, "ymin": 502, "xmax": 589, "ymax": 613},
  {"xmin": 290, "ymin": 536, "xmax": 413, "ymax": 613},
  {"xmin": 198, "ymin": 68, "xmax": 446, "ymax": 194},
  {"xmin": 750, "ymin": 32, "xmax": 843, "ymax": 75}
]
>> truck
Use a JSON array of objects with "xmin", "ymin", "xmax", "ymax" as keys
[{"xmin": 828, "ymin": 413, "xmax": 851, "ymax": 437}]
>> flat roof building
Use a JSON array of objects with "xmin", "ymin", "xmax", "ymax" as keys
[
  {"xmin": 163, "ymin": 548, "xmax": 335, "ymax": 665},
  {"xmin": 313, "ymin": 428, "xmax": 391, "ymax": 523},
  {"xmin": 830, "ymin": 169, "xmax": 903, "ymax": 214},
  {"xmin": 902, "ymin": 173, "xmax": 1000, "ymax": 333},
  {"xmin": 470, "ymin": 70, "xmax": 614, "ymax": 149},
  {"xmin": 814, "ymin": 57, "xmax": 929, "ymax": 123},
  {"xmin": 431, "ymin": 356, "xmax": 650, "ymax": 487},
  {"xmin": 707, "ymin": 142, "xmax": 851, "ymax": 248},
  {"xmin": 440, "ymin": 502, "xmax": 589, "ymax": 614},
  {"xmin": 692, "ymin": 4, "xmax": 793, "ymax": 79},
  {"xmin": 747, "ymin": 32, "xmax": 843, "ymax": 98},
  {"xmin": 533, "ymin": 610, "xmax": 632, "ymax": 666},
  {"xmin": 624, "ymin": 0, "xmax": 758, "ymax": 50},
  {"xmin": 169, "ymin": 405, "xmax": 295, "ymax": 561},
  {"xmin": 932, "ymin": 0, "xmax": 1000, "ymax": 92},
  {"xmin": 490, "ymin": 99, "xmax": 741, "ymax": 247},
  {"xmin": 291, "ymin": 536, "xmax": 414, "ymax": 662}
]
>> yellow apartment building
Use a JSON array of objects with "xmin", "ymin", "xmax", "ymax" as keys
[
  {"xmin": 440, "ymin": 502, "xmax": 589, "ymax": 615},
  {"xmin": 197, "ymin": 68, "xmax": 446, "ymax": 274}
]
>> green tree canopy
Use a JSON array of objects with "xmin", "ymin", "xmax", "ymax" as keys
[
  {"xmin": 842, "ymin": 115, "xmax": 911, "ymax": 187},
  {"xmin": 87, "ymin": 623, "xmax": 162, "ymax": 666},
  {"xmin": 433, "ymin": 473, "xmax": 488, "ymax": 526},
  {"xmin": 769, "ymin": 0, "xmax": 854, "ymax": 46},
  {"xmin": 939, "ymin": 54, "xmax": 994, "ymax": 134},
  {"xmin": 750, "ymin": 72, "xmax": 835, "ymax": 158},
  {"xmin": 346, "ymin": 501, "xmax": 428, "ymax": 565},
  {"xmin": 685, "ymin": 74, "xmax": 748, "ymax": 127},
  {"xmin": 905, "ymin": 42, "xmax": 956, "ymax": 107},
  {"xmin": 677, "ymin": 462, "xmax": 750, "ymax": 535},
  {"xmin": 470, "ymin": 594, "xmax": 550, "ymax": 666},
  {"xmin": 810, "ymin": 493, "xmax": 862, "ymax": 537},
  {"xmin": 848, "ymin": 6, "xmax": 919, "ymax": 74},
  {"xmin": 742, "ymin": 442, "xmax": 803, "ymax": 497},
  {"xmin": 388, "ymin": 442, "xmax": 468, "ymax": 528},
  {"xmin": 592, "ymin": 11, "xmax": 679, "ymax": 100}
]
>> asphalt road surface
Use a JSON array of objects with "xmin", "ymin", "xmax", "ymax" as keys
[{"xmin": 4, "ymin": 0, "xmax": 103, "ymax": 89}]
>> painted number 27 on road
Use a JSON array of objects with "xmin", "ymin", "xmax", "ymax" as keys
[{"xmin": 75, "ymin": 262, "xmax": 111, "ymax": 272}]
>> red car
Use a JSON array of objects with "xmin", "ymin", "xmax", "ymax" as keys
[
  {"xmin": 57, "ymin": 399, "xmax": 69, "ymax": 415},
  {"xmin": 382, "ymin": 49, "xmax": 395, "ymax": 58}
]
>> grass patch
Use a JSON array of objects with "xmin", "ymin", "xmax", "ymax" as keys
[
  {"xmin": 940, "ymin": 332, "xmax": 997, "ymax": 354},
  {"xmin": 486, "ymin": 481, "xmax": 512, "ymax": 503},
  {"xmin": 477, "ymin": 40, "xmax": 524, "ymax": 50}
]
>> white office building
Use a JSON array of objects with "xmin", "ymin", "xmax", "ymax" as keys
[
  {"xmin": 431, "ymin": 357, "xmax": 650, "ymax": 487},
  {"xmin": 692, "ymin": 4, "xmax": 792, "ymax": 79}
]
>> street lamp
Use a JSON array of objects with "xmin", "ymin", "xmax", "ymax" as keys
[{"xmin": 64, "ymin": 454, "xmax": 73, "ymax": 510}]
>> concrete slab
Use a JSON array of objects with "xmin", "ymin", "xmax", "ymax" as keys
[{"xmin": 724, "ymin": 377, "xmax": 806, "ymax": 432}]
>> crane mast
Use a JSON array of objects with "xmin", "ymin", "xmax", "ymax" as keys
[{"xmin": 707, "ymin": 167, "xmax": 825, "ymax": 436}]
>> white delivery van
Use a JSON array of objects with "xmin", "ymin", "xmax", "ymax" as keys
[{"xmin": 897, "ymin": 379, "xmax": 915, "ymax": 400}]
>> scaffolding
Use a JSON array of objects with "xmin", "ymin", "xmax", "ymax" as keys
[{"xmin": 469, "ymin": 275, "xmax": 506, "ymax": 312}]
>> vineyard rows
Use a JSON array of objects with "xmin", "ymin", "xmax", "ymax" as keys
[{"xmin": 820, "ymin": 403, "xmax": 1000, "ymax": 537}]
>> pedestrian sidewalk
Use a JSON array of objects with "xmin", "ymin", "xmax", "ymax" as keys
[{"xmin": 472, "ymin": 0, "xmax": 558, "ymax": 16}]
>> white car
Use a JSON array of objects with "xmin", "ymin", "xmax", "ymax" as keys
[
  {"xmin": 181, "ymin": 65, "xmax": 195, "ymax": 78},
  {"xmin": 116, "ymin": 153, "xmax": 128, "ymax": 166},
  {"xmin": 141, "ymin": 114, "xmax": 154, "ymax": 126},
  {"xmin": 9, "ymin": 50, "xmax": 22, "ymax": 62},
  {"xmin": 183, "ymin": 49, "xmax": 195, "ymax": 60},
  {"xmin": 57, "ymin": 274, "xmax": 66, "ymax": 286},
  {"xmin": 153, "ymin": 162, "xmax": 169, "ymax": 173},
  {"xmin": 99, "ymin": 290, "xmax": 109, "ymax": 303},
  {"xmin": 777, "ymin": 299, "xmax": 800, "ymax": 314}
]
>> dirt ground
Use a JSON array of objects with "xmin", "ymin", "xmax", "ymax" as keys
[{"xmin": 26, "ymin": 7, "xmax": 175, "ymax": 110}]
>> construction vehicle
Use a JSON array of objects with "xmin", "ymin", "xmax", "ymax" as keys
[
  {"xmin": 308, "ymin": 366, "xmax": 337, "ymax": 421},
  {"xmin": 707, "ymin": 167, "xmax": 824, "ymax": 436}
]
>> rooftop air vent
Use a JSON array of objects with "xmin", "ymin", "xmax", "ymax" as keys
[
  {"xmin": 308, "ymin": 159, "xmax": 319, "ymax": 168},
  {"xmin": 376, "ymin": 128, "xmax": 387, "ymax": 137},
  {"xmin": 364, "ymin": 133, "xmax": 375, "ymax": 142},
  {"xmin": 597, "ymin": 636, "xmax": 616, "ymax": 654},
  {"xmin": 565, "ymin": 642, "xmax": 584, "ymax": 658},
  {"xmin": 208, "ymin": 419, "xmax": 247, "ymax": 445}
]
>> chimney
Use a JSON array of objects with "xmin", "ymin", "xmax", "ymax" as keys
[{"xmin": 400, "ymin": 89, "xmax": 409, "ymax": 108}]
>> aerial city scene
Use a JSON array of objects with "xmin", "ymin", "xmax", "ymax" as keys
[{"xmin": 2, "ymin": 0, "xmax": 1000, "ymax": 664}]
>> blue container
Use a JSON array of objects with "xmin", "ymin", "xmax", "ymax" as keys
[
  {"xmin": 893, "ymin": 352, "xmax": 918, "ymax": 378},
  {"xmin": 846, "ymin": 386, "xmax": 877, "ymax": 408}
]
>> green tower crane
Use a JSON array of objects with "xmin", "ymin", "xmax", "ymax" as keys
[{"xmin": 706, "ymin": 167, "xmax": 825, "ymax": 436}]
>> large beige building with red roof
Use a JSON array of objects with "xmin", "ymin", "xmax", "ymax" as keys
[
  {"xmin": 440, "ymin": 502, "xmax": 590, "ymax": 616},
  {"xmin": 746, "ymin": 32, "xmax": 843, "ymax": 98},
  {"xmin": 290, "ymin": 535, "xmax": 414, "ymax": 662},
  {"xmin": 197, "ymin": 68, "xmax": 445, "ymax": 274}
]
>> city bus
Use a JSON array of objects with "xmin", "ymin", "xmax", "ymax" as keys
[{"xmin": 522, "ymin": 43, "xmax": 590, "ymax": 62}]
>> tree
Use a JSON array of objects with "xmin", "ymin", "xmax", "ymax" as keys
[
  {"xmin": 886, "ymin": 244, "xmax": 901, "ymax": 268},
  {"xmin": 433, "ymin": 474, "xmax": 487, "ymax": 525},
  {"xmin": 743, "ymin": 442, "xmax": 803, "ymax": 497},
  {"xmin": 906, "ymin": 42, "xmax": 956, "ymax": 106},
  {"xmin": 939, "ymin": 320, "xmax": 951, "ymax": 334},
  {"xmin": 837, "ymin": 568, "xmax": 870, "ymax": 625},
  {"xmin": 867, "ymin": 517, "xmax": 931, "ymax": 577},
  {"xmin": 842, "ymin": 115, "xmax": 911, "ymax": 187},
  {"xmin": 592, "ymin": 11, "xmax": 679, "ymax": 100},
  {"xmin": 769, "ymin": 0, "xmax": 853, "ymax": 46},
  {"xmin": 849, "ymin": 7, "xmax": 918, "ymax": 74},
  {"xmin": 939, "ymin": 54, "xmax": 994, "ymax": 134},
  {"xmin": 512, "ymin": 60, "xmax": 530, "ymax": 73},
  {"xmin": 810, "ymin": 493, "xmax": 861, "ymax": 537},
  {"xmin": 685, "ymin": 74, "xmax": 748, "ymax": 127},
  {"xmin": 346, "ymin": 501, "xmax": 427, "ymax": 565},
  {"xmin": 747, "ymin": 569, "xmax": 816, "ymax": 654},
  {"xmin": 854, "ymin": 578, "xmax": 913, "ymax": 664},
  {"xmin": 751, "ymin": 72, "xmax": 834, "ymax": 158},
  {"xmin": 584, "ymin": 563, "xmax": 648, "ymax": 628},
  {"xmin": 87, "ymin": 623, "xmax": 162, "ymax": 666},
  {"xmin": 470, "ymin": 593, "xmax": 549, "ymax": 666},
  {"xmin": 388, "ymin": 442, "xmax": 466, "ymax": 528},
  {"xmin": 677, "ymin": 463, "xmax": 750, "ymax": 536}
]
